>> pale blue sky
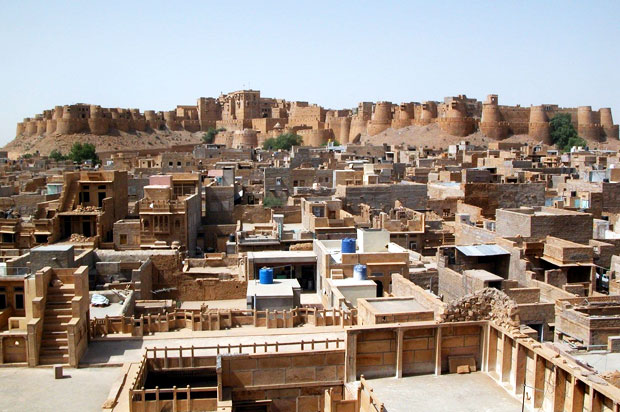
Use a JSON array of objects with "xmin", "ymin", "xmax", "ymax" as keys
[{"xmin": 1, "ymin": 1, "xmax": 618, "ymax": 145}]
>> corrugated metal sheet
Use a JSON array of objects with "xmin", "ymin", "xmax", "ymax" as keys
[{"xmin": 456, "ymin": 244, "xmax": 509, "ymax": 257}]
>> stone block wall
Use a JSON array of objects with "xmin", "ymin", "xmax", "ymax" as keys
[{"xmin": 221, "ymin": 349, "xmax": 345, "ymax": 411}]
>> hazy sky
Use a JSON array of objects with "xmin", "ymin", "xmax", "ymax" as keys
[{"xmin": 1, "ymin": 1, "xmax": 618, "ymax": 146}]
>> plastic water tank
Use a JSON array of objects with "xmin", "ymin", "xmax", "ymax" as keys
[
  {"xmin": 353, "ymin": 264, "xmax": 367, "ymax": 281},
  {"xmin": 259, "ymin": 267, "xmax": 274, "ymax": 284},
  {"xmin": 341, "ymin": 238, "xmax": 356, "ymax": 254}
]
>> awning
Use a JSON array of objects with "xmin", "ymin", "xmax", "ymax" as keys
[{"xmin": 456, "ymin": 244, "xmax": 509, "ymax": 257}]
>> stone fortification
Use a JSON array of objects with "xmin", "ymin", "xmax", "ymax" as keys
[{"xmin": 14, "ymin": 90, "xmax": 619, "ymax": 147}]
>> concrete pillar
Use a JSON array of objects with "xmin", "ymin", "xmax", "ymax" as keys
[
  {"xmin": 482, "ymin": 323, "xmax": 490, "ymax": 372},
  {"xmin": 570, "ymin": 378, "xmax": 585, "ymax": 412},
  {"xmin": 513, "ymin": 343, "xmax": 526, "ymax": 395},
  {"xmin": 395, "ymin": 329, "xmax": 404, "ymax": 378},
  {"xmin": 435, "ymin": 327, "xmax": 442, "ymax": 375},
  {"xmin": 345, "ymin": 332, "xmax": 357, "ymax": 382},
  {"xmin": 501, "ymin": 334, "xmax": 512, "ymax": 383},
  {"xmin": 590, "ymin": 387, "xmax": 602, "ymax": 412},
  {"xmin": 534, "ymin": 354, "xmax": 546, "ymax": 409}
]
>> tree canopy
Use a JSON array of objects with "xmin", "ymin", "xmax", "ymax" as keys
[
  {"xmin": 262, "ymin": 133, "xmax": 303, "ymax": 151},
  {"xmin": 202, "ymin": 127, "xmax": 226, "ymax": 144},
  {"xmin": 549, "ymin": 113, "xmax": 587, "ymax": 152},
  {"xmin": 67, "ymin": 142, "xmax": 100, "ymax": 164},
  {"xmin": 49, "ymin": 149, "xmax": 67, "ymax": 161}
]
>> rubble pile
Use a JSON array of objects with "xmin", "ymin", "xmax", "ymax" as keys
[
  {"xmin": 69, "ymin": 233, "xmax": 94, "ymax": 242},
  {"xmin": 602, "ymin": 371, "xmax": 620, "ymax": 388},
  {"xmin": 74, "ymin": 205, "xmax": 100, "ymax": 212},
  {"xmin": 441, "ymin": 288, "xmax": 519, "ymax": 330},
  {"xmin": 289, "ymin": 242, "xmax": 314, "ymax": 251}
]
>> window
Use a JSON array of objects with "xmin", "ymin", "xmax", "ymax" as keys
[
  {"xmin": 14, "ymin": 287, "xmax": 24, "ymax": 310},
  {"xmin": 0, "ymin": 287, "xmax": 6, "ymax": 309},
  {"xmin": 119, "ymin": 234, "xmax": 127, "ymax": 245},
  {"xmin": 177, "ymin": 162, "xmax": 181, "ymax": 167},
  {"xmin": 276, "ymin": 177, "xmax": 282, "ymax": 186},
  {"xmin": 169, "ymin": 162, "xmax": 173, "ymax": 166}
]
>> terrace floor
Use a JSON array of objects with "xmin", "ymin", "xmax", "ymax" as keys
[
  {"xmin": 368, "ymin": 372, "xmax": 523, "ymax": 412},
  {"xmin": 0, "ymin": 366, "xmax": 121, "ymax": 412}
]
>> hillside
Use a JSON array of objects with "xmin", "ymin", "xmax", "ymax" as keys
[
  {"xmin": 2, "ymin": 129, "xmax": 206, "ymax": 159},
  {"xmin": 360, "ymin": 123, "xmax": 620, "ymax": 151},
  {"xmin": 4, "ymin": 122, "xmax": 620, "ymax": 159}
]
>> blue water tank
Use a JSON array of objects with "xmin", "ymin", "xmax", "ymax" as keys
[
  {"xmin": 353, "ymin": 264, "xmax": 367, "ymax": 281},
  {"xmin": 259, "ymin": 267, "xmax": 274, "ymax": 284},
  {"xmin": 342, "ymin": 238, "xmax": 356, "ymax": 254}
]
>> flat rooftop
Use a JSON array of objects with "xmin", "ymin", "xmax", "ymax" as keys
[
  {"xmin": 366, "ymin": 298, "xmax": 427, "ymax": 313},
  {"xmin": 32, "ymin": 244, "xmax": 73, "ymax": 252},
  {"xmin": 246, "ymin": 279, "xmax": 300, "ymax": 297},
  {"xmin": 367, "ymin": 372, "xmax": 522, "ymax": 412}
]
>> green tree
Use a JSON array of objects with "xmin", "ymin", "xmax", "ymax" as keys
[
  {"xmin": 549, "ymin": 113, "xmax": 587, "ymax": 152},
  {"xmin": 49, "ymin": 149, "xmax": 67, "ymax": 161},
  {"xmin": 263, "ymin": 194, "xmax": 284, "ymax": 208},
  {"xmin": 202, "ymin": 127, "xmax": 226, "ymax": 144},
  {"xmin": 262, "ymin": 132, "xmax": 303, "ymax": 151},
  {"xmin": 68, "ymin": 142, "xmax": 100, "ymax": 164}
]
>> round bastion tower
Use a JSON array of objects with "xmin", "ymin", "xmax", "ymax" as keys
[
  {"xmin": 15, "ymin": 121, "xmax": 24, "ymax": 136},
  {"xmin": 600, "ymin": 108, "xmax": 619, "ymax": 140},
  {"xmin": 55, "ymin": 105, "xmax": 76, "ymax": 134},
  {"xmin": 35, "ymin": 114, "xmax": 47, "ymax": 135},
  {"xmin": 144, "ymin": 110, "xmax": 162, "ymax": 131},
  {"xmin": 111, "ymin": 109, "xmax": 130, "ymax": 132},
  {"xmin": 367, "ymin": 102, "xmax": 393, "ymax": 136},
  {"xmin": 130, "ymin": 109, "xmax": 146, "ymax": 132},
  {"xmin": 391, "ymin": 103, "xmax": 414, "ymax": 130},
  {"xmin": 232, "ymin": 129, "xmax": 258, "ymax": 149},
  {"xmin": 164, "ymin": 111, "xmax": 181, "ymax": 131},
  {"xmin": 577, "ymin": 106, "xmax": 603, "ymax": 141},
  {"xmin": 528, "ymin": 106, "xmax": 551, "ymax": 144},
  {"xmin": 479, "ymin": 94, "xmax": 509, "ymax": 140},
  {"xmin": 438, "ymin": 101, "xmax": 476, "ymax": 137},
  {"xmin": 46, "ymin": 106, "xmax": 63, "ymax": 134},
  {"xmin": 417, "ymin": 101, "xmax": 437, "ymax": 125},
  {"xmin": 22, "ymin": 118, "xmax": 34, "ymax": 136},
  {"xmin": 338, "ymin": 117, "xmax": 351, "ymax": 144},
  {"xmin": 88, "ymin": 105, "xmax": 110, "ymax": 135}
]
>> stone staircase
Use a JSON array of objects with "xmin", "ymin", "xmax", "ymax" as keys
[{"xmin": 39, "ymin": 283, "xmax": 75, "ymax": 365}]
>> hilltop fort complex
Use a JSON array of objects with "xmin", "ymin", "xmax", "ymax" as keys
[{"xmin": 13, "ymin": 90, "xmax": 619, "ymax": 150}]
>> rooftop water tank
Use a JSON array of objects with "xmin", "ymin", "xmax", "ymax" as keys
[
  {"xmin": 259, "ymin": 267, "xmax": 274, "ymax": 284},
  {"xmin": 353, "ymin": 264, "xmax": 367, "ymax": 281},
  {"xmin": 342, "ymin": 238, "xmax": 356, "ymax": 254}
]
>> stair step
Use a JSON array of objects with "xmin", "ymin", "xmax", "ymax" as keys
[
  {"xmin": 39, "ymin": 354, "xmax": 69, "ymax": 365},
  {"xmin": 45, "ymin": 314, "xmax": 72, "ymax": 322},
  {"xmin": 41, "ymin": 338, "xmax": 68, "ymax": 347},
  {"xmin": 48, "ymin": 307, "xmax": 72, "ymax": 315},
  {"xmin": 39, "ymin": 345, "xmax": 69, "ymax": 355},
  {"xmin": 47, "ymin": 301, "xmax": 72, "ymax": 307},
  {"xmin": 44, "ymin": 331, "xmax": 68, "ymax": 338},
  {"xmin": 48, "ymin": 285, "xmax": 75, "ymax": 293},
  {"xmin": 47, "ymin": 293, "xmax": 74, "ymax": 299},
  {"xmin": 43, "ymin": 322, "xmax": 68, "ymax": 332}
]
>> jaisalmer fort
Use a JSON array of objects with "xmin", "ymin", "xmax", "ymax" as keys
[{"xmin": 2, "ymin": 3, "xmax": 620, "ymax": 412}]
